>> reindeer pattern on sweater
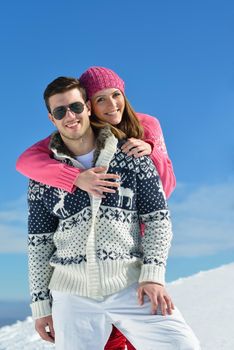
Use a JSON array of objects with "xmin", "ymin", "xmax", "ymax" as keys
[{"xmin": 27, "ymin": 127, "xmax": 172, "ymax": 319}]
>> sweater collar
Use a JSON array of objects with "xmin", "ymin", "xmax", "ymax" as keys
[{"xmin": 49, "ymin": 126, "xmax": 116, "ymax": 164}]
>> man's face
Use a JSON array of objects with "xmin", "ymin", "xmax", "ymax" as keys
[{"xmin": 48, "ymin": 88, "xmax": 91, "ymax": 143}]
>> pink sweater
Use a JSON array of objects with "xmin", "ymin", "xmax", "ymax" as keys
[{"xmin": 16, "ymin": 113, "xmax": 176, "ymax": 198}]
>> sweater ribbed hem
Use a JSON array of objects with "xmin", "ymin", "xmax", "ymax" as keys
[
  {"xmin": 31, "ymin": 299, "xmax": 51, "ymax": 319},
  {"xmin": 56, "ymin": 166, "xmax": 80, "ymax": 193},
  {"xmin": 139, "ymin": 264, "xmax": 166, "ymax": 286},
  {"xmin": 49, "ymin": 260, "xmax": 141, "ymax": 299}
]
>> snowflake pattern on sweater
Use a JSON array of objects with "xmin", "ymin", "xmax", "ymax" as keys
[{"xmin": 27, "ymin": 128, "xmax": 173, "ymax": 318}]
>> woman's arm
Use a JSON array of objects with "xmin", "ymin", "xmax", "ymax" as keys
[
  {"xmin": 16, "ymin": 114, "xmax": 175, "ymax": 196},
  {"xmin": 16, "ymin": 136, "xmax": 120, "ymax": 195},
  {"xmin": 137, "ymin": 113, "xmax": 176, "ymax": 198},
  {"xmin": 16, "ymin": 136, "xmax": 80, "ymax": 192}
]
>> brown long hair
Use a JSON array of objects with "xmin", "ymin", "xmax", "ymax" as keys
[
  {"xmin": 90, "ymin": 96, "xmax": 144, "ymax": 140},
  {"xmin": 118, "ymin": 96, "xmax": 144, "ymax": 139},
  {"xmin": 90, "ymin": 116, "xmax": 126, "ymax": 140}
]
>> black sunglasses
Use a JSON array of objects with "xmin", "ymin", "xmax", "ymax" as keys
[{"xmin": 51, "ymin": 102, "xmax": 85, "ymax": 120}]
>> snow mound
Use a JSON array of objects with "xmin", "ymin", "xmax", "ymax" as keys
[
  {"xmin": 0, "ymin": 263, "xmax": 233, "ymax": 349},
  {"xmin": 167, "ymin": 263, "xmax": 234, "ymax": 350},
  {"xmin": 0, "ymin": 317, "xmax": 54, "ymax": 350}
]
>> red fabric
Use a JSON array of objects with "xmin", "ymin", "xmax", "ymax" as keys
[
  {"xmin": 126, "ymin": 338, "xmax": 136, "ymax": 350},
  {"xmin": 104, "ymin": 326, "xmax": 136, "ymax": 350},
  {"xmin": 104, "ymin": 326, "xmax": 126, "ymax": 350}
]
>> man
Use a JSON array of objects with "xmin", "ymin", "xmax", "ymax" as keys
[{"xmin": 27, "ymin": 76, "xmax": 200, "ymax": 349}]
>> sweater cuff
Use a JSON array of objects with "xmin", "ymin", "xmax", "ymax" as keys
[
  {"xmin": 139, "ymin": 264, "xmax": 166, "ymax": 286},
  {"xmin": 57, "ymin": 166, "xmax": 81, "ymax": 193},
  {"xmin": 30, "ymin": 299, "xmax": 52, "ymax": 319}
]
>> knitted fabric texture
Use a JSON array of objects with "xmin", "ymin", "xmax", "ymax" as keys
[
  {"xmin": 27, "ymin": 127, "xmax": 172, "ymax": 319},
  {"xmin": 79, "ymin": 66, "xmax": 125, "ymax": 99},
  {"xmin": 16, "ymin": 113, "xmax": 176, "ymax": 197}
]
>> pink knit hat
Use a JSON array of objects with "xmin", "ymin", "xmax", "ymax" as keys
[{"xmin": 79, "ymin": 66, "xmax": 125, "ymax": 99}]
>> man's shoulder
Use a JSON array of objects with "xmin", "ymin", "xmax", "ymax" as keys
[
  {"xmin": 112, "ymin": 144, "xmax": 157, "ymax": 175},
  {"xmin": 28, "ymin": 179, "xmax": 50, "ymax": 201}
]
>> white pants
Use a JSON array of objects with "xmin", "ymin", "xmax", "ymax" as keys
[{"xmin": 51, "ymin": 283, "xmax": 200, "ymax": 350}]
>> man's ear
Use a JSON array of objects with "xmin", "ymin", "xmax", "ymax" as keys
[
  {"xmin": 86, "ymin": 100, "xmax": 91, "ymax": 116},
  {"xmin": 48, "ymin": 112, "xmax": 56, "ymax": 126}
]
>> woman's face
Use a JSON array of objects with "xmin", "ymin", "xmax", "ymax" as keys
[{"xmin": 91, "ymin": 88, "xmax": 125, "ymax": 125}]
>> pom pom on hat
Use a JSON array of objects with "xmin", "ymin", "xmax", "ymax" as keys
[{"xmin": 79, "ymin": 66, "xmax": 125, "ymax": 99}]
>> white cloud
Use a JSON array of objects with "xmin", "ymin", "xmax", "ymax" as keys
[
  {"xmin": 0, "ymin": 224, "xmax": 27, "ymax": 253},
  {"xmin": 169, "ymin": 180, "xmax": 234, "ymax": 257}
]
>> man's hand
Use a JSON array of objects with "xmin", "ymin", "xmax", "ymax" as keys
[
  {"xmin": 137, "ymin": 282, "xmax": 175, "ymax": 315},
  {"xmin": 35, "ymin": 315, "xmax": 55, "ymax": 343},
  {"xmin": 75, "ymin": 167, "xmax": 120, "ymax": 198},
  {"xmin": 121, "ymin": 138, "xmax": 152, "ymax": 158}
]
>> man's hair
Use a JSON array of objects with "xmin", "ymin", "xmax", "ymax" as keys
[{"xmin": 43, "ymin": 76, "xmax": 87, "ymax": 113}]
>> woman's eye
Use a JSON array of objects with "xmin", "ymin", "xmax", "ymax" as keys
[
  {"xmin": 113, "ymin": 92, "xmax": 121, "ymax": 97},
  {"xmin": 96, "ymin": 98, "xmax": 104, "ymax": 103}
]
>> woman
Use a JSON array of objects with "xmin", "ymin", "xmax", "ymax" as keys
[
  {"xmin": 16, "ymin": 67, "xmax": 176, "ymax": 350},
  {"xmin": 16, "ymin": 66, "xmax": 175, "ymax": 198}
]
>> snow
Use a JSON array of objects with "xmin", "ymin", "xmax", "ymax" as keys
[
  {"xmin": 167, "ymin": 262, "xmax": 234, "ymax": 350},
  {"xmin": 0, "ymin": 317, "xmax": 54, "ymax": 349},
  {"xmin": 0, "ymin": 263, "xmax": 233, "ymax": 349}
]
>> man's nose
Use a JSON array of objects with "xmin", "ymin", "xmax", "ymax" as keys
[{"xmin": 65, "ymin": 108, "xmax": 76, "ymax": 118}]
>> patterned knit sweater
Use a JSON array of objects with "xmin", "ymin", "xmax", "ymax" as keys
[{"xmin": 28, "ymin": 127, "xmax": 173, "ymax": 319}]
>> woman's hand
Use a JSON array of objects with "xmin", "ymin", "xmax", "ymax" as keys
[
  {"xmin": 75, "ymin": 166, "xmax": 120, "ymax": 198},
  {"xmin": 121, "ymin": 138, "xmax": 152, "ymax": 157},
  {"xmin": 137, "ymin": 282, "xmax": 175, "ymax": 315}
]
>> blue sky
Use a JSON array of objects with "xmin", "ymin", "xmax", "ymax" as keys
[{"xmin": 0, "ymin": 0, "xmax": 233, "ymax": 300}]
